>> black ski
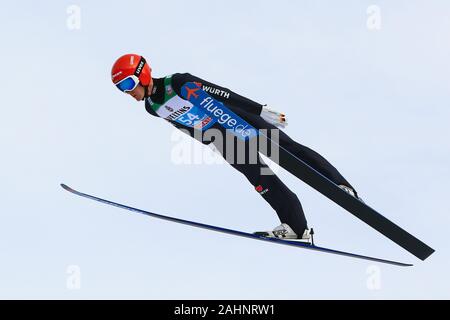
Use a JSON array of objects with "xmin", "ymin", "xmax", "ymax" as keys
[
  {"xmin": 61, "ymin": 184, "xmax": 412, "ymax": 267},
  {"xmin": 275, "ymin": 146, "xmax": 434, "ymax": 260}
]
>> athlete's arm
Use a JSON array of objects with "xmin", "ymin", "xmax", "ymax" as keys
[{"xmin": 171, "ymin": 73, "xmax": 263, "ymax": 115}]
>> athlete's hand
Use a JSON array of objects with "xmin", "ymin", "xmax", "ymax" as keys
[{"xmin": 261, "ymin": 105, "xmax": 288, "ymax": 128}]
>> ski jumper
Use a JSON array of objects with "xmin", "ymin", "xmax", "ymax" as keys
[{"xmin": 144, "ymin": 73, "xmax": 355, "ymax": 235}]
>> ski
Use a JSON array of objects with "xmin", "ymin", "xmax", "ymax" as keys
[
  {"xmin": 275, "ymin": 147, "xmax": 434, "ymax": 261},
  {"xmin": 181, "ymin": 82, "xmax": 434, "ymax": 261},
  {"xmin": 61, "ymin": 184, "xmax": 412, "ymax": 267}
]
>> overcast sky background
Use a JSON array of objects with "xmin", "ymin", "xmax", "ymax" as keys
[{"xmin": 1, "ymin": 0, "xmax": 449, "ymax": 299}]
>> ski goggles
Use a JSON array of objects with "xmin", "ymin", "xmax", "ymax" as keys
[
  {"xmin": 115, "ymin": 75, "xmax": 140, "ymax": 92},
  {"xmin": 115, "ymin": 56, "xmax": 147, "ymax": 92}
]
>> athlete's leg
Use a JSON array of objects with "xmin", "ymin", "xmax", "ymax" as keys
[
  {"xmin": 276, "ymin": 129, "xmax": 355, "ymax": 190},
  {"xmin": 236, "ymin": 111, "xmax": 357, "ymax": 193},
  {"xmin": 230, "ymin": 157, "xmax": 308, "ymax": 236},
  {"xmin": 207, "ymin": 127, "xmax": 308, "ymax": 236}
]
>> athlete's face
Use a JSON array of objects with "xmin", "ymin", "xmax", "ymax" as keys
[{"xmin": 126, "ymin": 84, "xmax": 146, "ymax": 101}]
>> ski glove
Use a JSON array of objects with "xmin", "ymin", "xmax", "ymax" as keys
[{"xmin": 260, "ymin": 105, "xmax": 288, "ymax": 128}]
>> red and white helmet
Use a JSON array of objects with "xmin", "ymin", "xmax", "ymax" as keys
[{"xmin": 111, "ymin": 54, "xmax": 152, "ymax": 92}]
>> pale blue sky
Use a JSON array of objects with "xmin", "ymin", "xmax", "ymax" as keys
[{"xmin": 0, "ymin": 0, "xmax": 449, "ymax": 299}]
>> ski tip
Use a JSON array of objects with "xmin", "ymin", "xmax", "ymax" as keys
[{"xmin": 60, "ymin": 183, "xmax": 72, "ymax": 192}]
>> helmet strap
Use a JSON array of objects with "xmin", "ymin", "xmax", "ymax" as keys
[{"xmin": 143, "ymin": 85, "xmax": 149, "ymax": 99}]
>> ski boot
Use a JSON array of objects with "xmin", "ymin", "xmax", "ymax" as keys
[
  {"xmin": 339, "ymin": 185, "xmax": 365, "ymax": 203},
  {"xmin": 254, "ymin": 223, "xmax": 314, "ymax": 245}
]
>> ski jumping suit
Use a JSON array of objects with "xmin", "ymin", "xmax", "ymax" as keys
[{"xmin": 144, "ymin": 73, "xmax": 356, "ymax": 235}]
